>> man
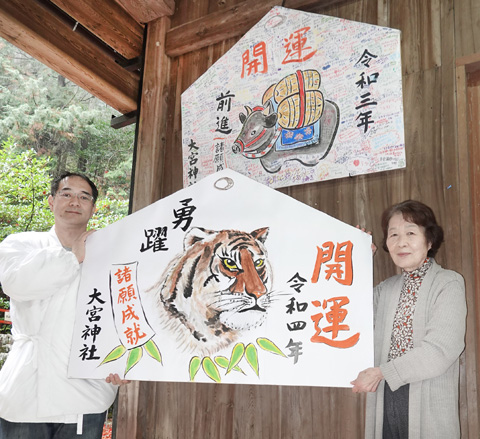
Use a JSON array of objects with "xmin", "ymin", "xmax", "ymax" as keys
[{"xmin": 0, "ymin": 172, "xmax": 127, "ymax": 439}]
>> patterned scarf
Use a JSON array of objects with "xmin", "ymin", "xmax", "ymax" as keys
[{"xmin": 388, "ymin": 258, "xmax": 432, "ymax": 361}]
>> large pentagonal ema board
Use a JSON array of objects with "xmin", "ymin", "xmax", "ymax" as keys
[{"xmin": 69, "ymin": 169, "xmax": 373, "ymax": 388}]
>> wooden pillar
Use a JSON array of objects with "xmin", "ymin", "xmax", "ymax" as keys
[
  {"xmin": 456, "ymin": 54, "xmax": 480, "ymax": 437},
  {"xmin": 114, "ymin": 381, "xmax": 140, "ymax": 439},
  {"xmin": 131, "ymin": 16, "xmax": 171, "ymax": 212},
  {"xmin": 115, "ymin": 17, "xmax": 171, "ymax": 439}
]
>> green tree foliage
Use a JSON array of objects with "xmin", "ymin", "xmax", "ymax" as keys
[
  {"xmin": 0, "ymin": 138, "xmax": 53, "ymax": 241},
  {"xmin": 0, "ymin": 38, "xmax": 135, "ymax": 197}
]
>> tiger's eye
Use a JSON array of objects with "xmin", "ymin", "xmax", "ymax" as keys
[
  {"xmin": 223, "ymin": 258, "xmax": 238, "ymax": 270},
  {"xmin": 255, "ymin": 259, "xmax": 264, "ymax": 268}
]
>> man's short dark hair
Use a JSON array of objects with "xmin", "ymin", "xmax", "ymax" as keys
[
  {"xmin": 51, "ymin": 172, "xmax": 98, "ymax": 203},
  {"xmin": 381, "ymin": 199, "xmax": 444, "ymax": 257}
]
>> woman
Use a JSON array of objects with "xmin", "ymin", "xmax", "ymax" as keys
[{"xmin": 351, "ymin": 200, "xmax": 466, "ymax": 438}]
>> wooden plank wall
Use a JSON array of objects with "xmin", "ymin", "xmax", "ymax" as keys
[{"xmin": 122, "ymin": 0, "xmax": 480, "ymax": 437}]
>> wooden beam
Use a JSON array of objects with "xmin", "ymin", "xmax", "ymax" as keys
[
  {"xmin": 49, "ymin": 0, "xmax": 144, "ymax": 59},
  {"xmin": 456, "ymin": 52, "xmax": 480, "ymax": 73},
  {"xmin": 117, "ymin": 56, "xmax": 143, "ymax": 72},
  {"xmin": 115, "ymin": 0, "xmax": 175, "ymax": 24},
  {"xmin": 0, "ymin": 0, "xmax": 139, "ymax": 114},
  {"xmin": 165, "ymin": 0, "xmax": 281, "ymax": 57},
  {"xmin": 111, "ymin": 111, "xmax": 137, "ymax": 129},
  {"xmin": 165, "ymin": 0, "xmax": 351, "ymax": 57},
  {"xmin": 284, "ymin": 0, "xmax": 353, "ymax": 10}
]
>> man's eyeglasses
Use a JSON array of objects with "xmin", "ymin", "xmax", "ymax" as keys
[{"xmin": 56, "ymin": 190, "xmax": 95, "ymax": 203}]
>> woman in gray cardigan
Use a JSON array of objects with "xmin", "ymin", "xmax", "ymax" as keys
[{"xmin": 351, "ymin": 200, "xmax": 466, "ymax": 439}]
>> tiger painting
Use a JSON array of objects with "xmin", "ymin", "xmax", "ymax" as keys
[{"xmin": 149, "ymin": 226, "xmax": 273, "ymax": 356}]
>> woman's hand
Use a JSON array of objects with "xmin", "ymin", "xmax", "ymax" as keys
[
  {"xmin": 351, "ymin": 367, "xmax": 383, "ymax": 393},
  {"xmin": 356, "ymin": 225, "xmax": 377, "ymax": 256},
  {"xmin": 106, "ymin": 373, "xmax": 131, "ymax": 386}
]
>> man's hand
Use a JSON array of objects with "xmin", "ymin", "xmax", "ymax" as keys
[
  {"xmin": 72, "ymin": 229, "xmax": 96, "ymax": 263},
  {"xmin": 351, "ymin": 367, "xmax": 383, "ymax": 393},
  {"xmin": 106, "ymin": 373, "xmax": 131, "ymax": 386}
]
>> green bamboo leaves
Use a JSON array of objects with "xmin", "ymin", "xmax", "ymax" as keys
[
  {"xmin": 226, "ymin": 343, "xmax": 245, "ymax": 374},
  {"xmin": 188, "ymin": 337, "xmax": 286, "ymax": 383},
  {"xmin": 125, "ymin": 346, "xmax": 142, "ymax": 374},
  {"xmin": 245, "ymin": 343, "xmax": 259, "ymax": 376},
  {"xmin": 100, "ymin": 345, "xmax": 127, "ymax": 365},
  {"xmin": 190, "ymin": 356, "xmax": 227, "ymax": 382},
  {"xmin": 189, "ymin": 356, "xmax": 202, "ymax": 381},
  {"xmin": 202, "ymin": 357, "xmax": 221, "ymax": 383},
  {"xmin": 144, "ymin": 339, "xmax": 162, "ymax": 363},
  {"xmin": 256, "ymin": 337, "xmax": 287, "ymax": 357},
  {"xmin": 99, "ymin": 338, "xmax": 162, "ymax": 375},
  {"xmin": 214, "ymin": 356, "xmax": 245, "ymax": 375},
  {"xmin": 103, "ymin": 337, "xmax": 285, "ymax": 381}
]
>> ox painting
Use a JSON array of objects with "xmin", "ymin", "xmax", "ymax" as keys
[
  {"xmin": 232, "ymin": 69, "xmax": 339, "ymax": 173},
  {"xmin": 182, "ymin": 6, "xmax": 405, "ymax": 189}
]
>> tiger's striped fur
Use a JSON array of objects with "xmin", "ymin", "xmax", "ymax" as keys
[{"xmin": 150, "ymin": 226, "xmax": 273, "ymax": 356}]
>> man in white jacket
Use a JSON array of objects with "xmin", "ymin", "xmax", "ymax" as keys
[{"xmin": 0, "ymin": 172, "xmax": 128, "ymax": 439}]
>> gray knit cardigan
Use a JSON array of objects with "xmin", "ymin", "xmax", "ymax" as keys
[{"xmin": 365, "ymin": 259, "xmax": 466, "ymax": 438}]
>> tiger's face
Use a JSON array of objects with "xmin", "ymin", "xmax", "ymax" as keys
[{"xmin": 153, "ymin": 227, "xmax": 273, "ymax": 354}]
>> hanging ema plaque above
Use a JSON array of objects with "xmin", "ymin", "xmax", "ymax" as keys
[{"xmin": 182, "ymin": 6, "xmax": 405, "ymax": 189}]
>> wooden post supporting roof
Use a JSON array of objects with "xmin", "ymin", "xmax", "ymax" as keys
[
  {"xmin": 130, "ymin": 19, "xmax": 171, "ymax": 212},
  {"xmin": 115, "ymin": 17, "xmax": 172, "ymax": 437}
]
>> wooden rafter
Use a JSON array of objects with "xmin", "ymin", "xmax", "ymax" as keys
[
  {"xmin": 0, "ymin": 0, "xmax": 139, "ymax": 114},
  {"xmin": 115, "ymin": 0, "xmax": 175, "ymax": 24},
  {"xmin": 49, "ymin": 0, "xmax": 144, "ymax": 59}
]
